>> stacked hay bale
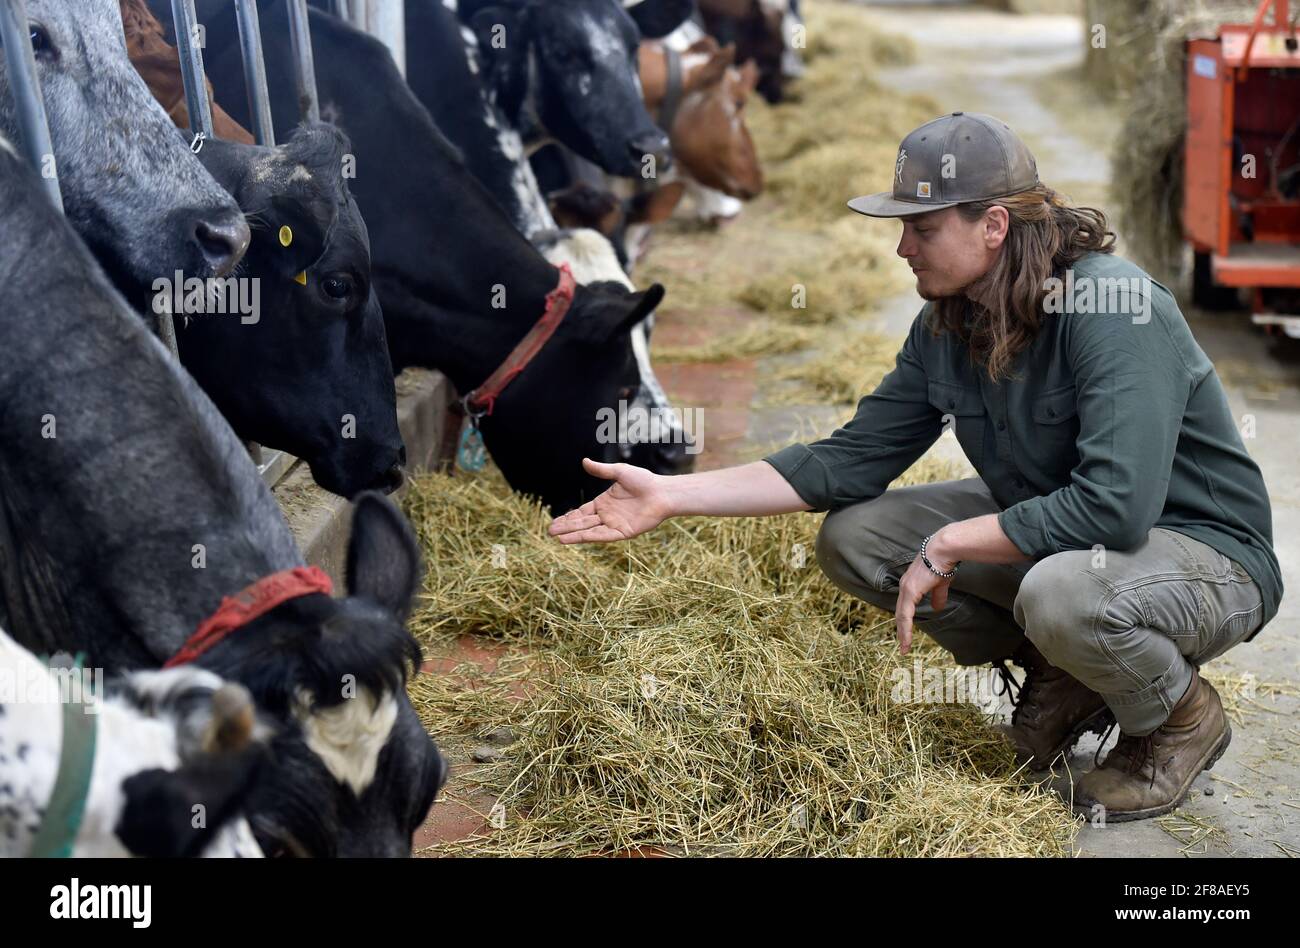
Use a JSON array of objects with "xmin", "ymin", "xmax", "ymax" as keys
[{"xmin": 1085, "ymin": 1, "xmax": 1262, "ymax": 278}]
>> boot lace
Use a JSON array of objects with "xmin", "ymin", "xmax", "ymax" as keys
[
  {"xmin": 993, "ymin": 659, "xmax": 1023, "ymax": 709},
  {"xmin": 1094, "ymin": 722, "xmax": 1158, "ymax": 788}
]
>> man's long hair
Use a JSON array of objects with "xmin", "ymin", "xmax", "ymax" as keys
[{"xmin": 928, "ymin": 185, "xmax": 1117, "ymax": 382}]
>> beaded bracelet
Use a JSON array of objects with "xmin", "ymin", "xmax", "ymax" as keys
[{"xmin": 920, "ymin": 533, "xmax": 959, "ymax": 579}]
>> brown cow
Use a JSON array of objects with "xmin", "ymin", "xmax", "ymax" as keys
[
  {"xmin": 639, "ymin": 37, "xmax": 763, "ymax": 201},
  {"xmin": 120, "ymin": 0, "xmax": 254, "ymax": 144}
]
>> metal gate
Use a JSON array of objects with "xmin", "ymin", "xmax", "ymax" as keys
[{"xmin": 2, "ymin": 0, "xmax": 406, "ymax": 490}]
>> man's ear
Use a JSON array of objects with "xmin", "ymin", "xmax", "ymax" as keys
[
  {"xmin": 345, "ymin": 492, "xmax": 422, "ymax": 623},
  {"xmin": 983, "ymin": 205, "xmax": 1010, "ymax": 250},
  {"xmin": 115, "ymin": 747, "xmax": 265, "ymax": 858}
]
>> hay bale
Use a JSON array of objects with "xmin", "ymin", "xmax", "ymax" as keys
[
  {"xmin": 1089, "ymin": 1, "xmax": 1263, "ymax": 277},
  {"xmin": 403, "ymin": 465, "xmax": 1080, "ymax": 857}
]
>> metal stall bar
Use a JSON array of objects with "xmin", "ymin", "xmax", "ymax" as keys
[
  {"xmin": 230, "ymin": 0, "xmax": 277, "ymax": 478},
  {"xmin": 0, "ymin": 0, "xmax": 60, "ymax": 638},
  {"xmin": 170, "ymin": 0, "xmax": 215, "ymax": 139},
  {"xmin": 234, "ymin": 0, "xmax": 276, "ymax": 146},
  {"xmin": 156, "ymin": 0, "xmax": 223, "ymax": 361},
  {"xmin": 332, "ymin": 0, "xmax": 405, "ymax": 78},
  {"xmin": 367, "ymin": 0, "xmax": 406, "ymax": 77},
  {"xmin": 286, "ymin": 0, "xmax": 321, "ymax": 123},
  {"xmin": 0, "ymin": 0, "xmax": 63, "ymax": 211}
]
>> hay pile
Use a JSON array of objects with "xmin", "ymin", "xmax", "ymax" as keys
[
  {"xmin": 769, "ymin": 327, "xmax": 904, "ymax": 406},
  {"xmin": 1087, "ymin": 0, "xmax": 1263, "ymax": 277},
  {"xmin": 403, "ymin": 465, "xmax": 1081, "ymax": 857}
]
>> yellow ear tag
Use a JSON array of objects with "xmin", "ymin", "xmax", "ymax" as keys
[
  {"xmin": 294, "ymin": 270, "xmax": 308, "ymax": 286},
  {"xmin": 279, "ymin": 225, "xmax": 294, "ymax": 248}
]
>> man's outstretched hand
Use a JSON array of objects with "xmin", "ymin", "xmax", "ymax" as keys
[{"xmin": 548, "ymin": 457, "xmax": 672, "ymax": 544}]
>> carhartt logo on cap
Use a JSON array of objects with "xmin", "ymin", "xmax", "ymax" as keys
[
  {"xmin": 917, "ymin": 182, "xmax": 932, "ymax": 198},
  {"xmin": 895, "ymin": 148, "xmax": 907, "ymax": 183}
]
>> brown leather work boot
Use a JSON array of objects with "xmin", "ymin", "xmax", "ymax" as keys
[
  {"xmin": 995, "ymin": 640, "xmax": 1113, "ymax": 771},
  {"xmin": 1073, "ymin": 668, "xmax": 1232, "ymax": 822}
]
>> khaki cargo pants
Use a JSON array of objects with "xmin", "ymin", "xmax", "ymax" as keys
[{"xmin": 814, "ymin": 478, "xmax": 1266, "ymax": 736}]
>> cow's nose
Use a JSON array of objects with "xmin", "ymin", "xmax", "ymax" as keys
[
  {"xmin": 192, "ymin": 211, "xmax": 251, "ymax": 278},
  {"xmin": 654, "ymin": 440, "xmax": 695, "ymax": 475},
  {"xmin": 629, "ymin": 131, "xmax": 672, "ymax": 170},
  {"xmin": 371, "ymin": 464, "xmax": 405, "ymax": 495}
]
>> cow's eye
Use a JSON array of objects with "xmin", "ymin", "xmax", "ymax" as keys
[
  {"xmin": 30, "ymin": 25, "xmax": 52, "ymax": 56},
  {"xmin": 321, "ymin": 276, "xmax": 354, "ymax": 301}
]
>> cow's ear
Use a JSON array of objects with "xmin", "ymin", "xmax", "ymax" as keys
[
  {"xmin": 115, "ymin": 747, "xmax": 264, "ymax": 858},
  {"xmin": 738, "ymin": 58, "xmax": 760, "ymax": 93},
  {"xmin": 695, "ymin": 44, "xmax": 734, "ymax": 89},
  {"xmin": 469, "ymin": 6, "xmax": 531, "ymax": 119},
  {"xmin": 265, "ymin": 194, "xmax": 330, "ymax": 280},
  {"xmin": 625, "ymin": 0, "xmax": 698, "ymax": 39},
  {"xmin": 345, "ymin": 492, "xmax": 422, "ymax": 623},
  {"xmin": 571, "ymin": 282, "xmax": 665, "ymax": 346}
]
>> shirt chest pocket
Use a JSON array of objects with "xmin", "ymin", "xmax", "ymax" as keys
[
  {"xmin": 928, "ymin": 380, "xmax": 986, "ymax": 468},
  {"xmin": 1031, "ymin": 385, "xmax": 1081, "ymax": 473}
]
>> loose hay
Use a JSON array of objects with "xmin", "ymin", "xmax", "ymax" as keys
[
  {"xmin": 403, "ymin": 465, "xmax": 1081, "ymax": 857},
  {"xmin": 769, "ymin": 327, "xmax": 905, "ymax": 406},
  {"xmin": 653, "ymin": 322, "xmax": 817, "ymax": 363}
]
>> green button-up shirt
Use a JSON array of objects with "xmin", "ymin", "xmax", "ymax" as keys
[{"xmin": 764, "ymin": 252, "xmax": 1283, "ymax": 629}]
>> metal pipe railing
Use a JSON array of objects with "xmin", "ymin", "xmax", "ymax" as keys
[
  {"xmin": 0, "ymin": 0, "xmax": 63, "ymax": 211},
  {"xmin": 286, "ymin": 0, "xmax": 321, "ymax": 123},
  {"xmin": 170, "ymin": 0, "xmax": 215, "ymax": 138},
  {"xmin": 234, "ymin": 0, "xmax": 276, "ymax": 146}
]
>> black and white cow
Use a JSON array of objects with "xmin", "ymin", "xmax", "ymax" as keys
[
  {"xmin": 180, "ymin": 126, "xmax": 407, "ymax": 498},
  {"xmin": 403, "ymin": 0, "xmax": 694, "ymax": 475},
  {"xmin": 0, "ymin": 134, "xmax": 445, "ymax": 857},
  {"xmin": 185, "ymin": 0, "xmax": 692, "ymax": 512},
  {"xmin": 622, "ymin": 0, "xmax": 700, "ymax": 40},
  {"xmin": 0, "ymin": 629, "xmax": 267, "ymax": 858},
  {"xmin": 4, "ymin": 0, "xmax": 403, "ymax": 501},
  {"xmin": 451, "ymin": 0, "xmax": 672, "ymax": 177}
]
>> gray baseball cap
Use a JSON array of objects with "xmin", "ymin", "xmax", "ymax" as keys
[{"xmin": 847, "ymin": 112, "xmax": 1040, "ymax": 218}]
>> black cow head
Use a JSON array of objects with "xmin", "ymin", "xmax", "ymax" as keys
[
  {"xmin": 624, "ymin": 0, "xmax": 698, "ymax": 39},
  {"xmin": 192, "ymin": 493, "xmax": 445, "ymax": 858},
  {"xmin": 476, "ymin": 279, "xmax": 668, "ymax": 514},
  {"xmin": 465, "ymin": 0, "xmax": 671, "ymax": 177},
  {"xmin": 176, "ymin": 125, "xmax": 407, "ymax": 499}
]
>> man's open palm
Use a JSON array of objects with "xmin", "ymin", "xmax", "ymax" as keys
[{"xmin": 548, "ymin": 458, "xmax": 669, "ymax": 544}]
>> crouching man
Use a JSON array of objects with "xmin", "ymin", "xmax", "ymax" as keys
[{"xmin": 547, "ymin": 112, "xmax": 1283, "ymax": 823}]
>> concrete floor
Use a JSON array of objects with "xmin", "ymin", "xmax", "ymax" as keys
[{"xmin": 838, "ymin": 0, "xmax": 1300, "ymax": 857}]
